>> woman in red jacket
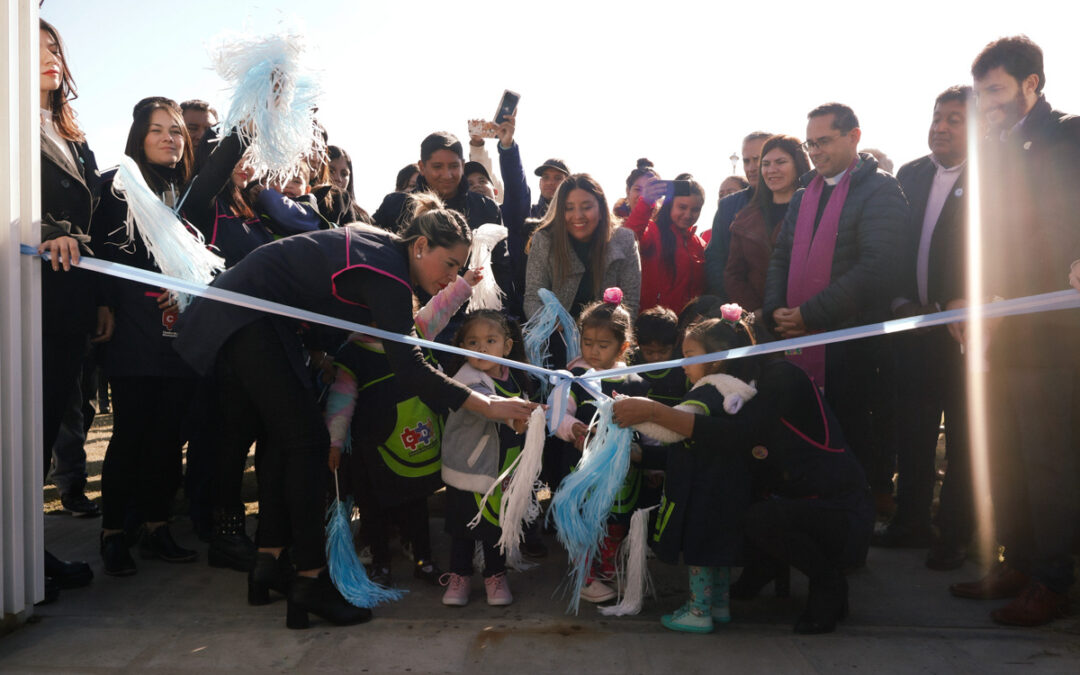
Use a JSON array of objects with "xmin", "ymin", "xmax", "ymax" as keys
[{"xmin": 623, "ymin": 173, "xmax": 706, "ymax": 313}]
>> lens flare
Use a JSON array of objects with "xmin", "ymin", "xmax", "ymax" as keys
[{"xmin": 964, "ymin": 98, "xmax": 996, "ymax": 567}]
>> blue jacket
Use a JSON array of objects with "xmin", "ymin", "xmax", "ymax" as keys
[{"xmin": 703, "ymin": 188, "xmax": 752, "ymax": 298}]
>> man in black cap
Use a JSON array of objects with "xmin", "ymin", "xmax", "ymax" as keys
[{"xmin": 532, "ymin": 157, "xmax": 569, "ymax": 218}]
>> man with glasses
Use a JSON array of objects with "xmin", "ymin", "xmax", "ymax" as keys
[
  {"xmin": 764, "ymin": 103, "xmax": 909, "ymax": 529},
  {"xmin": 948, "ymin": 35, "xmax": 1080, "ymax": 628}
]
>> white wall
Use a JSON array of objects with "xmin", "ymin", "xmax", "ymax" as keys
[{"xmin": 1, "ymin": 0, "xmax": 43, "ymax": 619}]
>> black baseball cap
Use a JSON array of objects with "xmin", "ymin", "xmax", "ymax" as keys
[
  {"xmin": 463, "ymin": 161, "xmax": 493, "ymax": 183},
  {"xmin": 534, "ymin": 158, "xmax": 570, "ymax": 177}
]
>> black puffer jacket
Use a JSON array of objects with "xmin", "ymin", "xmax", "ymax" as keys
[
  {"xmin": 763, "ymin": 152, "xmax": 908, "ymax": 333},
  {"xmin": 371, "ymin": 175, "xmax": 501, "ymax": 233}
]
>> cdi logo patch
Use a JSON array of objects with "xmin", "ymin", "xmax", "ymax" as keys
[
  {"xmin": 162, "ymin": 307, "xmax": 179, "ymax": 336},
  {"xmin": 401, "ymin": 419, "xmax": 435, "ymax": 454}
]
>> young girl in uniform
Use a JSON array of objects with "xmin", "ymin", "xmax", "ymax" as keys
[
  {"xmin": 440, "ymin": 310, "xmax": 538, "ymax": 607},
  {"xmin": 612, "ymin": 310, "xmax": 872, "ymax": 635},
  {"xmin": 325, "ymin": 265, "xmax": 482, "ymax": 587},
  {"xmin": 550, "ymin": 288, "xmax": 648, "ymax": 603}
]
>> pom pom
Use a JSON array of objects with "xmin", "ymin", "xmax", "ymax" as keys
[
  {"xmin": 211, "ymin": 30, "xmax": 323, "ymax": 187},
  {"xmin": 598, "ymin": 505, "xmax": 659, "ymax": 616},
  {"xmin": 523, "ymin": 289, "xmax": 581, "ymax": 395},
  {"xmin": 549, "ymin": 397, "xmax": 634, "ymax": 614},
  {"xmin": 111, "ymin": 156, "xmax": 224, "ymax": 309},
  {"xmin": 325, "ymin": 472, "xmax": 406, "ymax": 607},
  {"xmin": 720, "ymin": 303, "xmax": 744, "ymax": 323},
  {"xmin": 466, "ymin": 407, "xmax": 547, "ymax": 567},
  {"xmin": 602, "ymin": 287, "xmax": 624, "ymax": 305},
  {"xmin": 466, "ymin": 224, "xmax": 507, "ymax": 311}
]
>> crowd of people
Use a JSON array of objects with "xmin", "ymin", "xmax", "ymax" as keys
[{"xmin": 36, "ymin": 18, "xmax": 1080, "ymax": 636}]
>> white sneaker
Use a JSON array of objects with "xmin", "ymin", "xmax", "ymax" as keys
[{"xmin": 580, "ymin": 579, "xmax": 617, "ymax": 603}]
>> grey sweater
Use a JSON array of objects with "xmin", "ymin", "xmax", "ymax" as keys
[{"xmin": 523, "ymin": 225, "xmax": 641, "ymax": 319}]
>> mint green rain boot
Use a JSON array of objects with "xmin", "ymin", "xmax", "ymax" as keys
[{"xmin": 661, "ymin": 566, "xmax": 714, "ymax": 634}]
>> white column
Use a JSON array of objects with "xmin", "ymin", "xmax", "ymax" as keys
[{"xmin": 0, "ymin": 0, "xmax": 42, "ymax": 620}]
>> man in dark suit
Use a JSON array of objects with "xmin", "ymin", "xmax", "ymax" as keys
[
  {"xmin": 949, "ymin": 36, "xmax": 1080, "ymax": 627},
  {"xmin": 875, "ymin": 86, "xmax": 973, "ymax": 571}
]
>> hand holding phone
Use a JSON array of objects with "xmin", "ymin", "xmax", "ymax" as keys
[{"xmin": 494, "ymin": 89, "xmax": 520, "ymax": 125}]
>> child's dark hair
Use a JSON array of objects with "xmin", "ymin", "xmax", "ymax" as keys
[
  {"xmin": 634, "ymin": 306, "xmax": 679, "ymax": 347},
  {"xmin": 654, "ymin": 172, "xmax": 705, "ymax": 273},
  {"xmin": 579, "ymin": 294, "xmax": 634, "ymax": 346},
  {"xmin": 677, "ymin": 294, "xmax": 724, "ymax": 334},
  {"xmin": 683, "ymin": 317, "xmax": 762, "ymax": 384},
  {"xmin": 453, "ymin": 310, "xmax": 535, "ymax": 397},
  {"xmin": 625, "ymin": 157, "xmax": 658, "ymax": 192}
]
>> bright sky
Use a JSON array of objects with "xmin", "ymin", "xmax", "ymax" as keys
[{"xmin": 41, "ymin": 0, "xmax": 1080, "ymax": 227}]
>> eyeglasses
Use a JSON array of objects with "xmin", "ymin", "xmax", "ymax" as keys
[{"xmin": 802, "ymin": 133, "xmax": 847, "ymax": 152}]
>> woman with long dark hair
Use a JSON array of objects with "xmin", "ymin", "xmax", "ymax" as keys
[
  {"xmin": 89, "ymin": 98, "xmax": 247, "ymax": 577},
  {"xmin": 312, "ymin": 145, "xmax": 373, "ymax": 225},
  {"xmin": 623, "ymin": 172, "xmax": 707, "ymax": 313},
  {"xmin": 523, "ymin": 173, "xmax": 641, "ymax": 325},
  {"xmin": 725, "ymin": 135, "xmax": 810, "ymax": 319},
  {"xmin": 37, "ymin": 17, "xmax": 108, "ymax": 599}
]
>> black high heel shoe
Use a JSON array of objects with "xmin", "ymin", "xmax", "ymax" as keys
[
  {"xmin": 285, "ymin": 569, "xmax": 373, "ymax": 629},
  {"xmin": 248, "ymin": 550, "xmax": 292, "ymax": 605}
]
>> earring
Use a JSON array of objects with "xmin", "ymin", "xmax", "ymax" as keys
[{"xmin": 416, "ymin": 253, "xmax": 421, "ymax": 259}]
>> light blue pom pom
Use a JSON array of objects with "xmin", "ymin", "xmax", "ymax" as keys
[
  {"xmin": 212, "ymin": 31, "xmax": 324, "ymax": 187},
  {"xmin": 548, "ymin": 397, "xmax": 633, "ymax": 614},
  {"xmin": 523, "ymin": 289, "xmax": 581, "ymax": 395},
  {"xmin": 325, "ymin": 483, "xmax": 406, "ymax": 608}
]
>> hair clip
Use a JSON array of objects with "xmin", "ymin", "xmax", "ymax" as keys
[
  {"xmin": 602, "ymin": 287, "xmax": 623, "ymax": 305},
  {"xmin": 719, "ymin": 303, "xmax": 745, "ymax": 324}
]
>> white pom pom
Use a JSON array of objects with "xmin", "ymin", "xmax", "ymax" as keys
[
  {"xmin": 599, "ymin": 506, "xmax": 659, "ymax": 616},
  {"xmin": 211, "ymin": 30, "xmax": 323, "ymax": 187},
  {"xmin": 111, "ymin": 156, "xmax": 224, "ymax": 309},
  {"xmin": 466, "ymin": 223, "xmax": 508, "ymax": 311}
]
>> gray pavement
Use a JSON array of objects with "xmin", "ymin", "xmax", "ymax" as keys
[{"xmin": 2, "ymin": 509, "xmax": 1079, "ymax": 674}]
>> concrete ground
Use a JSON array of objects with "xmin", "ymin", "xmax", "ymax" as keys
[{"xmin": 3, "ymin": 414, "xmax": 1079, "ymax": 674}]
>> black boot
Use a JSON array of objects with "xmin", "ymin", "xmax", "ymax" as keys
[
  {"xmin": 731, "ymin": 559, "xmax": 790, "ymax": 600},
  {"xmin": 208, "ymin": 507, "xmax": 256, "ymax": 571},
  {"xmin": 140, "ymin": 524, "xmax": 198, "ymax": 563},
  {"xmin": 100, "ymin": 532, "xmax": 136, "ymax": 577},
  {"xmin": 286, "ymin": 569, "xmax": 373, "ymax": 629},
  {"xmin": 794, "ymin": 572, "xmax": 848, "ymax": 634},
  {"xmin": 249, "ymin": 550, "xmax": 292, "ymax": 605},
  {"xmin": 45, "ymin": 549, "xmax": 93, "ymax": 589}
]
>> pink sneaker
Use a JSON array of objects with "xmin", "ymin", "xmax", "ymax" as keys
[
  {"xmin": 440, "ymin": 573, "xmax": 472, "ymax": 606},
  {"xmin": 484, "ymin": 572, "xmax": 513, "ymax": 606}
]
